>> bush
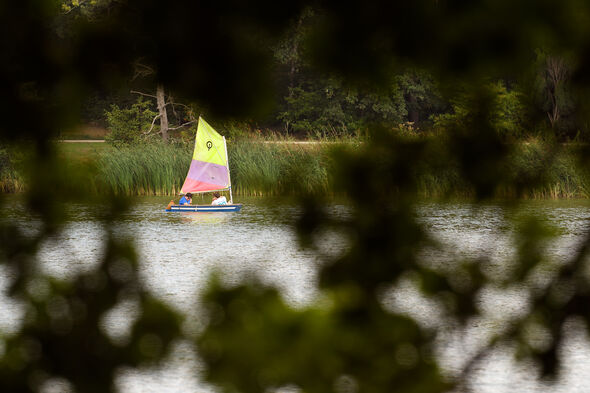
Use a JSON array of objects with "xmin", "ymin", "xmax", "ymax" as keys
[
  {"xmin": 104, "ymin": 98, "xmax": 158, "ymax": 146},
  {"xmin": 432, "ymin": 81, "xmax": 526, "ymax": 139}
]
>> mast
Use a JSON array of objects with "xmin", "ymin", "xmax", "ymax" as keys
[{"xmin": 223, "ymin": 136, "xmax": 233, "ymax": 204}]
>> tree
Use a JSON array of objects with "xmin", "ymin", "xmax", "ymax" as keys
[
  {"xmin": 277, "ymin": 76, "xmax": 407, "ymax": 136},
  {"xmin": 396, "ymin": 69, "xmax": 446, "ymax": 127},
  {"xmin": 58, "ymin": 3, "xmax": 196, "ymax": 142},
  {"xmin": 128, "ymin": 85, "xmax": 198, "ymax": 142},
  {"xmin": 432, "ymin": 81, "xmax": 526, "ymax": 139},
  {"xmin": 155, "ymin": 85, "xmax": 169, "ymax": 141},
  {"xmin": 104, "ymin": 97, "xmax": 157, "ymax": 145},
  {"xmin": 274, "ymin": 9, "xmax": 409, "ymax": 136},
  {"xmin": 5, "ymin": 2, "xmax": 590, "ymax": 393},
  {"xmin": 532, "ymin": 50, "xmax": 576, "ymax": 136},
  {"xmin": 129, "ymin": 61, "xmax": 199, "ymax": 142}
]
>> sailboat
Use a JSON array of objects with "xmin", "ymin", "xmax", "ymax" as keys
[{"xmin": 166, "ymin": 117, "xmax": 242, "ymax": 212}]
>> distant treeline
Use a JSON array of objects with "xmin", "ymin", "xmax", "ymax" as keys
[
  {"xmin": 1, "ymin": 138, "xmax": 589, "ymax": 198},
  {"xmin": 81, "ymin": 11, "xmax": 582, "ymax": 143}
]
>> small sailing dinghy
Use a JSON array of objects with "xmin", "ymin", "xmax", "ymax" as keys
[{"xmin": 166, "ymin": 117, "xmax": 242, "ymax": 213}]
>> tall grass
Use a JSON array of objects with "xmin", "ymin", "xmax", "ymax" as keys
[
  {"xmin": 229, "ymin": 141, "xmax": 332, "ymax": 196},
  {"xmin": 414, "ymin": 139, "xmax": 590, "ymax": 199},
  {"xmin": 0, "ymin": 166, "xmax": 25, "ymax": 193},
  {"xmin": 97, "ymin": 142, "xmax": 192, "ymax": 195},
  {"xmin": 516, "ymin": 142, "xmax": 590, "ymax": 199},
  {"xmin": 0, "ymin": 145, "xmax": 25, "ymax": 193},
  {"xmin": 96, "ymin": 140, "xmax": 333, "ymax": 197},
  {"xmin": 2, "ymin": 138, "xmax": 590, "ymax": 199}
]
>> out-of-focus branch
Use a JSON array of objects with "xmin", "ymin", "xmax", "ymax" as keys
[
  {"xmin": 131, "ymin": 90, "xmax": 157, "ymax": 99},
  {"xmin": 168, "ymin": 120, "xmax": 196, "ymax": 131}
]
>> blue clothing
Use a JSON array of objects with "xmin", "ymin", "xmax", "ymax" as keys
[{"xmin": 179, "ymin": 196, "xmax": 191, "ymax": 205}]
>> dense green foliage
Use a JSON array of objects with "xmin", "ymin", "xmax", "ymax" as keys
[
  {"xmin": 277, "ymin": 78, "xmax": 407, "ymax": 136},
  {"xmin": 271, "ymin": 10, "xmax": 448, "ymax": 135},
  {"xmin": 5, "ymin": 1, "xmax": 590, "ymax": 393},
  {"xmin": 104, "ymin": 98, "xmax": 158, "ymax": 146},
  {"xmin": 432, "ymin": 81, "xmax": 527, "ymax": 138},
  {"xmin": 78, "ymin": 8, "xmax": 583, "ymax": 142}
]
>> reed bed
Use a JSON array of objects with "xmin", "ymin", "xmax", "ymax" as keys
[
  {"xmin": 525, "ymin": 146, "xmax": 590, "ymax": 199},
  {"xmin": 97, "ymin": 142, "xmax": 192, "ymax": 195},
  {"xmin": 414, "ymin": 140, "xmax": 590, "ymax": 199},
  {"xmin": 0, "ymin": 169, "xmax": 25, "ymax": 193},
  {"xmin": 229, "ymin": 141, "xmax": 332, "ymax": 196},
  {"xmin": 2, "ymin": 139, "xmax": 590, "ymax": 199},
  {"xmin": 95, "ymin": 140, "xmax": 333, "ymax": 196},
  {"xmin": 500, "ymin": 141, "xmax": 590, "ymax": 199},
  {"xmin": 0, "ymin": 146, "xmax": 25, "ymax": 193}
]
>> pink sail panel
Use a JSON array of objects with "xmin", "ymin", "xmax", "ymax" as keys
[
  {"xmin": 180, "ymin": 159, "xmax": 230, "ymax": 194},
  {"xmin": 181, "ymin": 178, "xmax": 223, "ymax": 193}
]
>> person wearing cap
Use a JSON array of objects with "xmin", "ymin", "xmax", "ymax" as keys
[{"xmin": 179, "ymin": 193, "xmax": 193, "ymax": 205}]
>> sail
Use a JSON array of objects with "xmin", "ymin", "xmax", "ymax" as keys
[{"xmin": 180, "ymin": 117, "xmax": 230, "ymax": 194}]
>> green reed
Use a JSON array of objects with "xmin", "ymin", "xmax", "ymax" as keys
[
  {"xmin": 95, "ymin": 140, "xmax": 333, "ymax": 197},
  {"xmin": 504, "ymin": 141, "xmax": 590, "ymax": 199},
  {"xmin": 0, "ymin": 166, "xmax": 25, "ymax": 193},
  {"xmin": 0, "ymin": 145, "xmax": 25, "ymax": 193},
  {"xmin": 2, "ymin": 138, "xmax": 589, "ymax": 199},
  {"xmin": 97, "ymin": 142, "xmax": 192, "ymax": 195},
  {"xmin": 414, "ymin": 139, "xmax": 590, "ymax": 199},
  {"xmin": 229, "ymin": 141, "xmax": 332, "ymax": 196}
]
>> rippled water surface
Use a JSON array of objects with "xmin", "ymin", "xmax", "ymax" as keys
[{"xmin": 2, "ymin": 196, "xmax": 590, "ymax": 393}]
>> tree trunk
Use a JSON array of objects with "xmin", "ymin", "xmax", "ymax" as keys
[
  {"xmin": 156, "ymin": 85, "xmax": 169, "ymax": 141},
  {"xmin": 545, "ymin": 56, "xmax": 567, "ymax": 129},
  {"xmin": 408, "ymin": 94, "xmax": 419, "ymax": 124}
]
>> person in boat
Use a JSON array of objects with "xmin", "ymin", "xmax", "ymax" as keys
[
  {"xmin": 211, "ymin": 191, "xmax": 228, "ymax": 205},
  {"xmin": 179, "ymin": 193, "xmax": 193, "ymax": 205}
]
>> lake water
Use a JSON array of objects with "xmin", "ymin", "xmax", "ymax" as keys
[{"xmin": 1, "ymin": 196, "xmax": 590, "ymax": 393}]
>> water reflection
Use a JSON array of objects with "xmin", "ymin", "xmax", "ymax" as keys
[
  {"xmin": 176, "ymin": 212, "xmax": 232, "ymax": 224},
  {"xmin": 2, "ymin": 196, "xmax": 590, "ymax": 393}
]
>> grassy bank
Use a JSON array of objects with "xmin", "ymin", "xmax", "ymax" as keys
[
  {"xmin": 1, "ymin": 139, "xmax": 589, "ymax": 199},
  {"xmin": 57, "ymin": 141, "xmax": 109, "ymax": 158}
]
